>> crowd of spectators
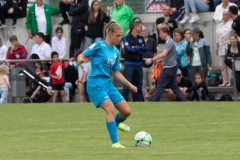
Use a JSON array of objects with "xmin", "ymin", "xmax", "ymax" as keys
[{"xmin": 0, "ymin": 0, "xmax": 240, "ymax": 103}]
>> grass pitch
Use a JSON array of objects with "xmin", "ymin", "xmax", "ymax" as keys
[{"xmin": 0, "ymin": 102, "xmax": 240, "ymax": 160}]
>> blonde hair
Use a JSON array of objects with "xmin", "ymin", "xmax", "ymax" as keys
[
  {"xmin": 104, "ymin": 21, "xmax": 122, "ymax": 38},
  {"xmin": 230, "ymin": 33, "xmax": 239, "ymax": 40},
  {"xmin": 0, "ymin": 65, "xmax": 9, "ymax": 75}
]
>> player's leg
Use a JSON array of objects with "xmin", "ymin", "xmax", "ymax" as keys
[
  {"xmin": 101, "ymin": 100, "xmax": 125, "ymax": 148},
  {"xmin": 107, "ymin": 83, "xmax": 131, "ymax": 132},
  {"xmin": 115, "ymin": 100, "xmax": 131, "ymax": 132},
  {"xmin": 87, "ymin": 77, "xmax": 125, "ymax": 148}
]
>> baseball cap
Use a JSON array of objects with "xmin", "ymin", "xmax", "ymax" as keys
[
  {"xmin": 176, "ymin": 69, "xmax": 182, "ymax": 75},
  {"xmin": 190, "ymin": 27, "xmax": 201, "ymax": 34}
]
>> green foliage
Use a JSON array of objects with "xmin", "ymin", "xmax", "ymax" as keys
[{"xmin": 0, "ymin": 102, "xmax": 240, "ymax": 160}]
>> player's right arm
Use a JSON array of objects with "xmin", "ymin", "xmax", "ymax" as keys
[{"xmin": 112, "ymin": 71, "xmax": 137, "ymax": 93}]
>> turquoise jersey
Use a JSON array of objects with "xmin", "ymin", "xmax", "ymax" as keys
[{"xmin": 83, "ymin": 40, "xmax": 121, "ymax": 78}]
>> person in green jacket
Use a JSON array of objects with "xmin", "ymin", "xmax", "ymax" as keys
[
  {"xmin": 25, "ymin": 0, "xmax": 60, "ymax": 44},
  {"xmin": 111, "ymin": 0, "xmax": 135, "ymax": 37}
]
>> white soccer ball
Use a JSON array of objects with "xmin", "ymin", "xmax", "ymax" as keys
[{"xmin": 134, "ymin": 131, "xmax": 152, "ymax": 147}]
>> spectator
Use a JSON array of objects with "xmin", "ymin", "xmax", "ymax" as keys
[
  {"xmin": 183, "ymin": 29, "xmax": 193, "ymax": 81},
  {"xmin": 49, "ymin": 52, "xmax": 69, "ymax": 103},
  {"xmin": 0, "ymin": 0, "xmax": 27, "ymax": 28},
  {"xmin": 7, "ymin": 35, "xmax": 27, "ymax": 68},
  {"xmin": 141, "ymin": 25, "xmax": 157, "ymax": 100},
  {"xmin": 174, "ymin": 29, "xmax": 188, "ymax": 77},
  {"xmin": 145, "ymin": 27, "xmax": 186, "ymax": 101},
  {"xmin": 58, "ymin": 0, "xmax": 73, "ymax": 25},
  {"xmin": 68, "ymin": 0, "xmax": 88, "ymax": 58},
  {"xmin": 156, "ymin": 5, "xmax": 178, "ymax": 53},
  {"xmin": 166, "ymin": 69, "xmax": 192, "ymax": 101},
  {"xmin": 122, "ymin": 21, "xmax": 148, "ymax": 101},
  {"xmin": 0, "ymin": 0, "xmax": 11, "ymax": 28},
  {"xmin": 186, "ymin": 73, "xmax": 208, "ymax": 101},
  {"xmin": 111, "ymin": 0, "xmax": 135, "ymax": 36},
  {"xmin": 64, "ymin": 61, "xmax": 78, "ymax": 102},
  {"xmin": 214, "ymin": 0, "xmax": 233, "ymax": 9},
  {"xmin": 229, "ymin": 5, "xmax": 240, "ymax": 37},
  {"xmin": 25, "ymin": 0, "xmax": 60, "ymax": 44},
  {"xmin": 0, "ymin": 65, "xmax": 11, "ymax": 104},
  {"xmin": 225, "ymin": 33, "xmax": 240, "ymax": 92},
  {"xmin": 0, "ymin": 37, "xmax": 7, "ymax": 60},
  {"xmin": 187, "ymin": 27, "xmax": 212, "ymax": 81},
  {"xmin": 84, "ymin": 0, "xmax": 110, "ymax": 47},
  {"xmin": 31, "ymin": 32, "xmax": 52, "ymax": 60},
  {"xmin": 213, "ymin": 0, "xmax": 237, "ymax": 23},
  {"xmin": 169, "ymin": 0, "xmax": 185, "ymax": 22},
  {"xmin": 180, "ymin": 0, "xmax": 214, "ymax": 24},
  {"xmin": 77, "ymin": 55, "xmax": 91, "ymax": 102},
  {"xmin": 216, "ymin": 11, "xmax": 232, "ymax": 87},
  {"xmin": 51, "ymin": 27, "xmax": 66, "ymax": 59}
]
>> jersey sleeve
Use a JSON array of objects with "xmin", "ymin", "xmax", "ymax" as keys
[
  {"xmin": 112, "ymin": 49, "xmax": 121, "ymax": 71},
  {"xmin": 83, "ymin": 42, "xmax": 100, "ymax": 57}
]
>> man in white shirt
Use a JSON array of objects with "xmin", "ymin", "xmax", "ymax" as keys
[
  {"xmin": 0, "ymin": 37, "xmax": 7, "ymax": 61},
  {"xmin": 31, "ymin": 32, "xmax": 52, "ymax": 60}
]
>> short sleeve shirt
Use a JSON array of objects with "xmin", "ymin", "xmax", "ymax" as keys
[
  {"xmin": 162, "ymin": 38, "xmax": 177, "ymax": 68},
  {"xmin": 83, "ymin": 40, "xmax": 120, "ymax": 78},
  {"xmin": 50, "ymin": 62, "xmax": 65, "ymax": 84}
]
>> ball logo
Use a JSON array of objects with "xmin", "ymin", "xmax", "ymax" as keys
[
  {"xmin": 138, "ymin": 39, "xmax": 142, "ymax": 43},
  {"xmin": 125, "ymin": 42, "xmax": 129, "ymax": 46}
]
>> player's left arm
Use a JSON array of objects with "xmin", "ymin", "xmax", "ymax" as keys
[{"xmin": 112, "ymin": 71, "xmax": 137, "ymax": 93}]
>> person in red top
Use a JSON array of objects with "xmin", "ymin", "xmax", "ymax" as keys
[
  {"xmin": 49, "ymin": 51, "xmax": 70, "ymax": 103},
  {"xmin": 7, "ymin": 35, "xmax": 27, "ymax": 68}
]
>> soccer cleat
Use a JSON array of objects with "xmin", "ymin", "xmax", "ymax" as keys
[
  {"xmin": 0, "ymin": 22, "xmax": 6, "ymax": 29},
  {"xmin": 112, "ymin": 142, "xmax": 126, "ymax": 148},
  {"xmin": 117, "ymin": 123, "xmax": 130, "ymax": 132}
]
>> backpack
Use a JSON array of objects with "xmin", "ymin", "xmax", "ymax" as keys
[
  {"xmin": 204, "ymin": 94, "xmax": 215, "ymax": 101},
  {"xmin": 219, "ymin": 94, "xmax": 233, "ymax": 101},
  {"xmin": 151, "ymin": 62, "xmax": 163, "ymax": 82}
]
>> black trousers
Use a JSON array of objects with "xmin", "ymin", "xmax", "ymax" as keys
[
  {"xmin": 44, "ymin": 35, "xmax": 51, "ymax": 45},
  {"xmin": 59, "ymin": 1, "xmax": 71, "ymax": 20},
  {"xmin": 0, "ymin": 6, "xmax": 26, "ymax": 23},
  {"xmin": 69, "ymin": 27, "xmax": 85, "ymax": 57}
]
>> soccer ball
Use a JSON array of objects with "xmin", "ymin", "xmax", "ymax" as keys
[{"xmin": 134, "ymin": 131, "xmax": 152, "ymax": 147}]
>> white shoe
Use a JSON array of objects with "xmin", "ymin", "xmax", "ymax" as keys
[
  {"xmin": 179, "ymin": 16, "xmax": 190, "ymax": 24},
  {"xmin": 189, "ymin": 15, "xmax": 200, "ymax": 23},
  {"xmin": 218, "ymin": 83, "xmax": 227, "ymax": 87},
  {"xmin": 226, "ymin": 83, "xmax": 231, "ymax": 87}
]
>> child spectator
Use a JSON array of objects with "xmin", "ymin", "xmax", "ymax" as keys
[
  {"xmin": 75, "ymin": 49, "xmax": 91, "ymax": 102},
  {"xmin": 7, "ymin": 35, "xmax": 27, "ymax": 68},
  {"xmin": 0, "ymin": 65, "xmax": 11, "ymax": 104},
  {"xmin": 49, "ymin": 52, "xmax": 69, "ymax": 103},
  {"xmin": 186, "ymin": 73, "xmax": 209, "ymax": 101},
  {"xmin": 34, "ymin": 62, "xmax": 43, "ymax": 79},
  {"xmin": 51, "ymin": 27, "xmax": 66, "ymax": 59}
]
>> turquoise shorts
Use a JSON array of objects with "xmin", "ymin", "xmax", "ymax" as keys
[{"xmin": 87, "ymin": 76, "xmax": 124, "ymax": 108}]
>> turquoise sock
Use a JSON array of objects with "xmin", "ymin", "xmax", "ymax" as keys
[
  {"xmin": 115, "ymin": 113, "xmax": 127, "ymax": 126},
  {"xmin": 106, "ymin": 121, "xmax": 118, "ymax": 144}
]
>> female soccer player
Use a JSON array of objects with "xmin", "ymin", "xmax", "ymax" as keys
[{"xmin": 77, "ymin": 21, "xmax": 137, "ymax": 148}]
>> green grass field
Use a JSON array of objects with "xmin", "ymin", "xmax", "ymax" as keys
[{"xmin": 0, "ymin": 102, "xmax": 240, "ymax": 160}]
